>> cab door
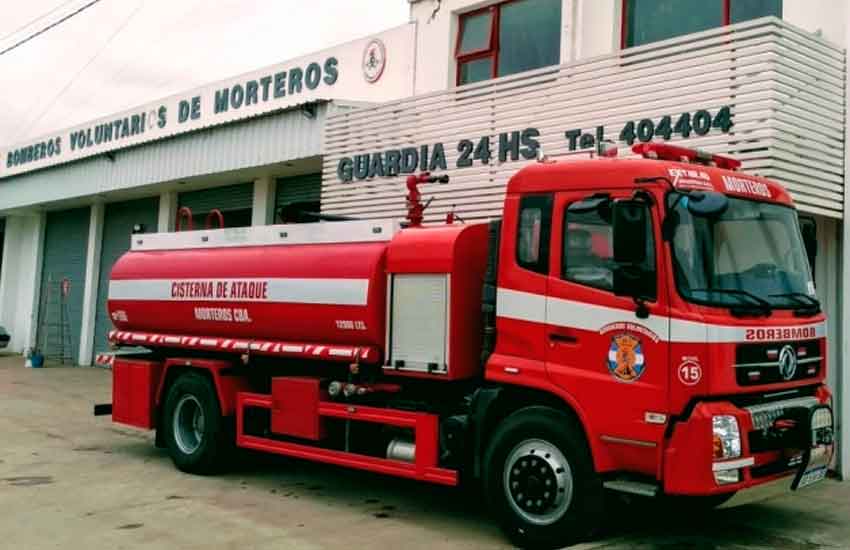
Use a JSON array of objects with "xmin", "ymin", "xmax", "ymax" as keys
[{"xmin": 545, "ymin": 190, "xmax": 670, "ymax": 475}]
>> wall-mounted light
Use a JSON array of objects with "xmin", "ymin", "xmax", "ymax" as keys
[
  {"xmin": 300, "ymin": 103, "xmax": 317, "ymax": 119},
  {"xmin": 132, "ymin": 223, "xmax": 146, "ymax": 234}
]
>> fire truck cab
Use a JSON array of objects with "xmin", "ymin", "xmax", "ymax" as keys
[{"xmin": 475, "ymin": 143, "xmax": 833, "ymax": 544}]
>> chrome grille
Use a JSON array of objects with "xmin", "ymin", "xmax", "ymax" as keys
[
  {"xmin": 746, "ymin": 396, "xmax": 819, "ymax": 431},
  {"xmin": 735, "ymin": 340, "xmax": 822, "ymax": 386}
]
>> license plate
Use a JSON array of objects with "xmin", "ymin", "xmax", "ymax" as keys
[
  {"xmin": 796, "ymin": 464, "xmax": 827, "ymax": 489},
  {"xmin": 792, "ymin": 446, "xmax": 830, "ymax": 491}
]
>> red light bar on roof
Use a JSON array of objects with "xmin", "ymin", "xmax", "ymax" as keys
[{"xmin": 632, "ymin": 143, "xmax": 742, "ymax": 171}]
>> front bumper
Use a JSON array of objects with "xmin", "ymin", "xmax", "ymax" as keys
[{"xmin": 662, "ymin": 392, "xmax": 834, "ymax": 496}]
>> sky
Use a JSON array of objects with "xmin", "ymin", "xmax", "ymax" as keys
[{"xmin": 0, "ymin": 0, "xmax": 410, "ymax": 147}]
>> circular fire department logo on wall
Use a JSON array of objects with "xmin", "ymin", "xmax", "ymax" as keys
[
  {"xmin": 362, "ymin": 38, "xmax": 386, "ymax": 83},
  {"xmin": 607, "ymin": 333, "xmax": 646, "ymax": 383}
]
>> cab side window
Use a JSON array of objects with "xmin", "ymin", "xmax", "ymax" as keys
[
  {"xmin": 516, "ymin": 194, "xmax": 553, "ymax": 274},
  {"xmin": 563, "ymin": 199, "xmax": 656, "ymax": 298},
  {"xmin": 563, "ymin": 207, "xmax": 615, "ymax": 291}
]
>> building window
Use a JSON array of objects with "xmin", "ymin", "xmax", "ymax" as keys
[
  {"xmin": 456, "ymin": 0, "xmax": 562, "ymax": 86},
  {"xmin": 622, "ymin": 0, "xmax": 782, "ymax": 48}
]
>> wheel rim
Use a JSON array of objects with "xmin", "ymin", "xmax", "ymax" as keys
[
  {"xmin": 503, "ymin": 439, "xmax": 573, "ymax": 526},
  {"xmin": 173, "ymin": 394, "xmax": 205, "ymax": 455}
]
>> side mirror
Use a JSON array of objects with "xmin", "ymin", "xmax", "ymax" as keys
[
  {"xmin": 686, "ymin": 191, "xmax": 728, "ymax": 217},
  {"xmin": 799, "ymin": 217, "xmax": 817, "ymax": 277},
  {"xmin": 612, "ymin": 200, "xmax": 655, "ymax": 303},
  {"xmin": 613, "ymin": 200, "xmax": 649, "ymax": 265}
]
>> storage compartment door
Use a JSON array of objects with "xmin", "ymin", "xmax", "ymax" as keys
[{"xmin": 390, "ymin": 274, "xmax": 448, "ymax": 373}]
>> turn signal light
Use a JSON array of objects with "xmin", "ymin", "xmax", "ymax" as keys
[
  {"xmin": 712, "ymin": 435, "xmax": 724, "ymax": 459},
  {"xmin": 712, "ymin": 415, "xmax": 742, "ymax": 459}
]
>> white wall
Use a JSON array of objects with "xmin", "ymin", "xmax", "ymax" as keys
[
  {"xmin": 78, "ymin": 204, "xmax": 104, "ymax": 366},
  {"xmin": 784, "ymin": 0, "xmax": 846, "ymax": 47},
  {"xmin": 0, "ymin": 214, "xmax": 45, "ymax": 353},
  {"xmin": 251, "ymin": 176, "xmax": 277, "ymax": 226},
  {"xmin": 575, "ymin": 0, "xmax": 618, "ymax": 59},
  {"xmin": 840, "ymin": 0, "xmax": 850, "ymax": 481},
  {"xmin": 814, "ymin": 217, "xmax": 840, "ymax": 396},
  {"xmin": 410, "ymin": 0, "xmax": 582, "ymax": 94},
  {"xmin": 409, "ymin": 0, "xmax": 848, "ymax": 97}
]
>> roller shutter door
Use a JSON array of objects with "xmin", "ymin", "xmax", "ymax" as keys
[
  {"xmin": 0, "ymin": 218, "xmax": 5, "ymax": 282},
  {"xmin": 179, "ymin": 182, "xmax": 253, "ymax": 229},
  {"xmin": 275, "ymin": 173, "xmax": 322, "ymax": 222},
  {"xmin": 38, "ymin": 207, "xmax": 90, "ymax": 364},
  {"xmin": 93, "ymin": 197, "xmax": 160, "ymax": 355}
]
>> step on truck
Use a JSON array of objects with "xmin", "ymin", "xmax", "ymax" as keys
[{"xmin": 96, "ymin": 143, "xmax": 835, "ymax": 549}]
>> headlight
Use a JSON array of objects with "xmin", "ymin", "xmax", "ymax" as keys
[{"xmin": 713, "ymin": 415, "xmax": 741, "ymax": 459}]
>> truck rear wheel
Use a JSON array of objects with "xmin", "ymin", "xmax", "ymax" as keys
[
  {"xmin": 162, "ymin": 371, "xmax": 229, "ymax": 474},
  {"xmin": 484, "ymin": 407, "xmax": 603, "ymax": 549}
]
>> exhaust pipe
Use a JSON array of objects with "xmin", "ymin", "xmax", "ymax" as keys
[{"xmin": 386, "ymin": 438, "xmax": 415, "ymax": 463}]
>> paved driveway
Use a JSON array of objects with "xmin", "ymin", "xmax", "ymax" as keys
[{"xmin": 0, "ymin": 356, "xmax": 847, "ymax": 549}]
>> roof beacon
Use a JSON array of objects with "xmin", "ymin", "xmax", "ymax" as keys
[{"xmin": 632, "ymin": 143, "xmax": 741, "ymax": 171}]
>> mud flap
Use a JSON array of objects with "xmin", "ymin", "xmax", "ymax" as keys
[{"xmin": 791, "ymin": 405, "xmax": 834, "ymax": 491}]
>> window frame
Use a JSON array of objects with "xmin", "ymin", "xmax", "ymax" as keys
[
  {"xmin": 455, "ymin": 4, "xmax": 501, "ymax": 85},
  {"xmin": 620, "ymin": 0, "xmax": 781, "ymax": 49},
  {"xmin": 455, "ymin": 0, "xmax": 562, "ymax": 86}
]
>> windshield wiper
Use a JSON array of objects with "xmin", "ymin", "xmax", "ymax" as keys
[
  {"xmin": 769, "ymin": 292, "xmax": 822, "ymax": 316},
  {"xmin": 690, "ymin": 288, "xmax": 773, "ymax": 317}
]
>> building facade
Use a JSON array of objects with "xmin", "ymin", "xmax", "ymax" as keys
[{"xmin": 0, "ymin": 0, "xmax": 848, "ymax": 478}]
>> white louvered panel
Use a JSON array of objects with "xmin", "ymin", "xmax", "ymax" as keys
[
  {"xmin": 322, "ymin": 17, "xmax": 845, "ymax": 221},
  {"xmin": 390, "ymin": 274, "xmax": 448, "ymax": 373}
]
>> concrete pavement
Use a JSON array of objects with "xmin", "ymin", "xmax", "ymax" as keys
[{"xmin": 0, "ymin": 355, "xmax": 848, "ymax": 549}]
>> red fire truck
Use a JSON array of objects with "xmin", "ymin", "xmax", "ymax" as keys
[{"xmin": 96, "ymin": 143, "xmax": 835, "ymax": 548}]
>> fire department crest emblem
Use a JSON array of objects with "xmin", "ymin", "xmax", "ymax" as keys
[
  {"xmin": 362, "ymin": 39, "xmax": 386, "ymax": 83},
  {"xmin": 607, "ymin": 333, "xmax": 645, "ymax": 382}
]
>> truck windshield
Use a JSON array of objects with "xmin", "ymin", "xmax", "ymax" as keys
[{"xmin": 669, "ymin": 194, "xmax": 817, "ymax": 312}]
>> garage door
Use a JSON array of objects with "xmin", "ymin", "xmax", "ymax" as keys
[
  {"xmin": 0, "ymin": 218, "xmax": 5, "ymax": 283},
  {"xmin": 93, "ymin": 197, "xmax": 160, "ymax": 355},
  {"xmin": 276, "ymin": 173, "xmax": 322, "ymax": 222},
  {"xmin": 38, "ymin": 207, "xmax": 90, "ymax": 364},
  {"xmin": 179, "ymin": 182, "xmax": 253, "ymax": 229}
]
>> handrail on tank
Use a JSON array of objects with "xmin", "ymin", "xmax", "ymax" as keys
[
  {"xmin": 205, "ymin": 209, "xmax": 225, "ymax": 230},
  {"xmin": 176, "ymin": 207, "xmax": 193, "ymax": 232}
]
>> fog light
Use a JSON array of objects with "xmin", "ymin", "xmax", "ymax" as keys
[
  {"xmin": 328, "ymin": 381, "xmax": 343, "ymax": 397},
  {"xmin": 714, "ymin": 469, "xmax": 740, "ymax": 485},
  {"xmin": 713, "ymin": 415, "xmax": 741, "ymax": 459}
]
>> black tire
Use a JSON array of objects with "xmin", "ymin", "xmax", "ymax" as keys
[
  {"xmin": 483, "ymin": 406, "xmax": 603, "ymax": 549},
  {"xmin": 162, "ymin": 371, "xmax": 230, "ymax": 475}
]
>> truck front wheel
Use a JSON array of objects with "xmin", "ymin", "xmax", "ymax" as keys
[
  {"xmin": 484, "ymin": 407, "xmax": 603, "ymax": 549},
  {"xmin": 162, "ymin": 371, "xmax": 229, "ymax": 474}
]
